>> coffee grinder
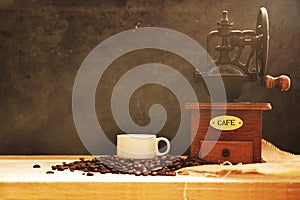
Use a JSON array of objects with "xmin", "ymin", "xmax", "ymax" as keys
[{"xmin": 185, "ymin": 7, "xmax": 291, "ymax": 163}]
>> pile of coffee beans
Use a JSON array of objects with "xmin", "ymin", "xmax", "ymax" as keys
[{"xmin": 47, "ymin": 155, "xmax": 204, "ymax": 176}]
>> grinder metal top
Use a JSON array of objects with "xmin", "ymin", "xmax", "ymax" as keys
[{"xmin": 195, "ymin": 7, "xmax": 290, "ymax": 101}]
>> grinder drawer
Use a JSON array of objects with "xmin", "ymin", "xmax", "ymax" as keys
[{"xmin": 199, "ymin": 140, "xmax": 253, "ymax": 164}]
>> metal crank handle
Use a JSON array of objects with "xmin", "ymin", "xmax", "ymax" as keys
[{"xmin": 265, "ymin": 75, "xmax": 291, "ymax": 91}]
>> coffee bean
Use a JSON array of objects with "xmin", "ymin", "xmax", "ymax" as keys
[
  {"xmin": 57, "ymin": 165, "xmax": 65, "ymax": 171},
  {"xmin": 135, "ymin": 171, "xmax": 141, "ymax": 176},
  {"xmin": 142, "ymin": 171, "xmax": 149, "ymax": 176},
  {"xmin": 151, "ymin": 171, "xmax": 158, "ymax": 176},
  {"xmin": 166, "ymin": 171, "xmax": 176, "ymax": 176},
  {"xmin": 51, "ymin": 165, "xmax": 57, "ymax": 170},
  {"xmin": 101, "ymin": 169, "xmax": 110, "ymax": 174},
  {"xmin": 158, "ymin": 171, "xmax": 165, "ymax": 175},
  {"xmin": 152, "ymin": 166, "xmax": 163, "ymax": 171},
  {"xmin": 83, "ymin": 168, "xmax": 89, "ymax": 172},
  {"xmin": 33, "ymin": 164, "xmax": 41, "ymax": 168},
  {"xmin": 69, "ymin": 167, "xmax": 75, "ymax": 172},
  {"xmin": 92, "ymin": 168, "xmax": 98, "ymax": 172},
  {"xmin": 110, "ymin": 169, "xmax": 118, "ymax": 174},
  {"xmin": 87, "ymin": 172, "xmax": 94, "ymax": 176},
  {"xmin": 46, "ymin": 171, "xmax": 54, "ymax": 174},
  {"xmin": 137, "ymin": 164, "xmax": 143, "ymax": 168},
  {"xmin": 79, "ymin": 157, "xmax": 85, "ymax": 161}
]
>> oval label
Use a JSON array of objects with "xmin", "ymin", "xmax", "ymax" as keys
[{"xmin": 210, "ymin": 115, "xmax": 243, "ymax": 131}]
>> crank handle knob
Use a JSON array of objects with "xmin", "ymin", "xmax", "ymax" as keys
[{"xmin": 265, "ymin": 75, "xmax": 291, "ymax": 91}]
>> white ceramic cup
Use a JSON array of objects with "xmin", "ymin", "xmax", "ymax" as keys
[{"xmin": 117, "ymin": 134, "xmax": 171, "ymax": 159}]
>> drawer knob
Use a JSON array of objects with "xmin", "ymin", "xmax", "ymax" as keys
[{"xmin": 222, "ymin": 148, "xmax": 230, "ymax": 157}]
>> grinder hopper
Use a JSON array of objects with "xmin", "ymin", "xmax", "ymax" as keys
[{"xmin": 194, "ymin": 7, "xmax": 291, "ymax": 101}]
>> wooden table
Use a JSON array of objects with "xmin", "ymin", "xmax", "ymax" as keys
[{"xmin": 0, "ymin": 156, "xmax": 299, "ymax": 200}]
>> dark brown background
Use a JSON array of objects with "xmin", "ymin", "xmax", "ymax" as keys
[{"xmin": 0, "ymin": 0, "xmax": 299, "ymax": 154}]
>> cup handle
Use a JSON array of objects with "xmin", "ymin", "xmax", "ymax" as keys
[{"xmin": 155, "ymin": 137, "xmax": 170, "ymax": 156}]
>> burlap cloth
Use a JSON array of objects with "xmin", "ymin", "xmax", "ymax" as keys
[{"xmin": 177, "ymin": 140, "xmax": 300, "ymax": 177}]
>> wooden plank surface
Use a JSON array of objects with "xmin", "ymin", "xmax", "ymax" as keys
[{"xmin": 0, "ymin": 156, "xmax": 299, "ymax": 200}]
